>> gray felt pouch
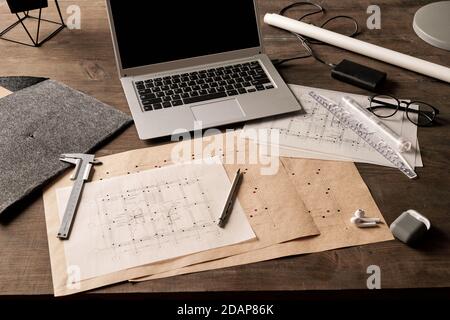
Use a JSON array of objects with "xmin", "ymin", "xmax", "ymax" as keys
[{"xmin": 0, "ymin": 79, "xmax": 132, "ymax": 215}]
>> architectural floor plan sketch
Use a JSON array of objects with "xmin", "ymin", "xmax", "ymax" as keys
[
  {"xmin": 56, "ymin": 158, "xmax": 255, "ymax": 281},
  {"xmin": 244, "ymin": 85, "xmax": 422, "ymax": 168}
]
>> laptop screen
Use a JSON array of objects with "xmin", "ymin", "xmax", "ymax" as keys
[{"xmin": 109, "ymin": 0, "xmax": 261, "ymax": 70}]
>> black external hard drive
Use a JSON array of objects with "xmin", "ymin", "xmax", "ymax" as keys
[{"xmin": 331, "ymin": 59, "xmax": 387, "ymax": 91}]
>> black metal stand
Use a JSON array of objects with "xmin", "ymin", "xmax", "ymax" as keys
[{"xmin": 0, "ymin": 0, "xmax": 66, "ymax": 47}]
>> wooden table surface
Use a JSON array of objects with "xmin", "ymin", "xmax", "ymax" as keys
[{"xmin": 0, "ymin": 0, "xmax": 449, "ymax": 296}]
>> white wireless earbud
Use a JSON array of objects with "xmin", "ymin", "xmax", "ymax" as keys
[{"xmin": 351, "ymin": 209, "xmax": 381, "ymax": 228}]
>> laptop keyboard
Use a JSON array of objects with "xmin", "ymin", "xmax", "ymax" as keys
[{"xmin": 134, "ymin": 61, "xmax": 274, "ymax": 112}]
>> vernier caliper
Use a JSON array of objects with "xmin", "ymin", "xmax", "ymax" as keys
[{"xmin": 57, "ymin": 153, "xmax": 101, "ymax": 240}]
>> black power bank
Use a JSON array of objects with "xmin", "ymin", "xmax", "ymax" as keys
[{"xmin": 331, "ymin": 59, "xmax": 387, "ymax": 91}]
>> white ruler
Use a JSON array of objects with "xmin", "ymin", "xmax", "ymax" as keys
[{"xmin": 309, "ymin": 91, "xmax": 417, "ymax": 179}]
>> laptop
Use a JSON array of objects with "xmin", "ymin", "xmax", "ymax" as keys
[{"xmin": 106, "ymin": 0, "xmax": 301, "ymax": 139}]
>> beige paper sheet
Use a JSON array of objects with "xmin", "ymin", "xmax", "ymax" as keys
[
  {"xmin": 0, "ymin": 86, "xmax": 12, "ymax": 98},
  {"xmin": 135, "ymin": 157, "xmax": 394, "ymax": 282},
  {"xmin": 43, "ymin": 134, "xmax": 319, "ymax": 296},
  {"xmin": 55, "ymin": 159, "xmax": 256, "ymax": 281}
]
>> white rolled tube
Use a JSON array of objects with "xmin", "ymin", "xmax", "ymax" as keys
[
  {"xmin": 341, "ymin": 96, "xmax": 412, "ymax": 152},
  {"xmin": 264, "ymin": 13, "xmax": 450, "ymax": 83}
]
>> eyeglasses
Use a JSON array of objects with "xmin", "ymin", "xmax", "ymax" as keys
[{"xmin": 367, "ymin": 95, "xmax": 439, "ymax": 127}]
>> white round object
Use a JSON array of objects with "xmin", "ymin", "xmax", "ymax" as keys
[{"xmin": 413, "ymin": 1, "xmax": 450, "ymax": 51}]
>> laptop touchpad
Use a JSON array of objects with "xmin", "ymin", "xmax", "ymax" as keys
[{"xmin": 190, "ymin": 99, "xmax": 245, "ymax": 126}]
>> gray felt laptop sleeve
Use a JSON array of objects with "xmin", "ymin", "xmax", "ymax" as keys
[{"xmin": 0, "ymin": 78, "xmax": 132, "ymax": 215}]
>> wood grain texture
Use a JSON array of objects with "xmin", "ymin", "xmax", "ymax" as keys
[{"xmin": 0, "ymin": 0, "xmax": 449, "ymax": 295}]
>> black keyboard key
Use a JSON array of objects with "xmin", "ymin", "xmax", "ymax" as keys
[
  {"xmin": 174, "ymin": 88, "xmax": 183, "ymax": 94},
  {"xmin": 136, "ymin": 85, "xmax": 145, "ymax": 90},
  {"xmin": 172, "ymin": 74, "xmax": 181, "ymax": 79},
  {"xmin": 219, "ymin": 80, "xmax": 227, "ymax": 86},
  {"xmin": 227, "ymin": 79, "xmax": 236, "ymax": 85},
  {"xmin": 143, "ymin": 105, "xmax": 153, "ymax": 111},
  {"xmin": 256, "ymin": 85, "xmax": 265, "ymax": 91},
  {"xmin": 152, "ymin": 103, "xmax": 163, "ymax": 110},
  {"xmin": 163, "ymin": 96, "xmax": 172, "ymax": 102},
  {"xmin": 188, "ymin": 81, "xmax": 196, "ymax": 86},
  {"xmin": 136, "ymin": 81, "xmax": 144, "ymax": 85},
  {"xmin": 163, "ymin": 80, "xmax": 172, "ymax": 85},
  {"xmin": 191, "ymin": 91, "xmax": 199, "ymax": 97},
  {"xmin": 166, "ymin": 90, "xmax": 174, "ymax": 95},
  {"xmin": 172, "ymin": 100, "xmax": 183, "ymax": 106},
  {"xmin": 248, "ymin": 88, "xmax": 256, "ymax": 92},
  {"xmin": 252, "ymin": 78, "xmax": 271, "ymax": 86},
  {"xmin": 192, "ymin": 85, "xmax": 201, "ymax": 91},
  {"xmin": 234, "ymin": 83, "xmax": 243, "ymax": 88},
  {"xmin": 181, "ymin": 93, "xmax": 190, "ymax": 98},
  {"xmin": 173, "ymin": 78, "xmax": 181, "ymax": 83},
  {"xmin": 172, "ymin": 94, "xmax": 181, "ymax": 100},
  {"xmin": 225, "ymin": 85, "xmax": 234, "ymax": 90},
  {"xmin": 199, "ymin": 89, "xmax": 208, "ymax": 95},
  {"xmin": 217, "ymin": 86, "xmax": 225, "ymax": 92},
  {"xmin": 205, "ymin": 78, "xmax": 213, "ymax": 83},
  {"xmin": 156, "ymin": 92, "xmax": 165, "ymax": 97},
  {"xmin": 139, "ymin": 89, "xmax": 152, "ymax": 95},
  {"xmin": 210, "ymin": 82, "xmax": 218, "ymax": 88},
  {"xmin": 170, "ymin": 83, "xmax": 179, "ymax": 89},
  {"xmin": 253, "ymin": 74, "xmax": 268, "ymax": 80},
  {"xmin": 207, "ymin": 88, "xmax": 217, "ymax": 94},
  {"xmin": 238, "ymin": 88, "xmax": 247, "ymax": 94},
  {"xmin": 227, "ymin": 90, "xmax": 238, "ymax": 96},
  {"xmin": 155, "ymin": 81, "xmax": 163, "ymax": 86},
  {"xmin": 200, "ymin": 84, "xmax": 209, "ymax": 89},
  {"xmin": 266, "ymin": 85, "xmax": 274, "ymax": 89},
  {"xmin": 243, "ymin": 81, "xmax": 251, "ymax": 87},
  {"xmin": 183, "ymin": 87, "xmax": 192, "ymax": 93},
  {"xmin": 197, "ymin": 79, "xmax": 205, "ymax": 84},
  {"xmin": 140, "ymin": 93, "xmax": 156, "ymax": 100},
  {"xmin": 183, "ymin": 92, "xmax": 227, "ymax": 104},
  {"xmin": 142, "ymin": 97, "xmax": 162, "ymax": 105},
  {"xmin": 181, "ymin": 76, "xmax": 189, "ymax": 82},
  {"xmin": 152, "ymin": 87, "xmax": 161, "ymax": 92},
  {"xmin": 181, "ymin": 73, "xmax": 189, "ymax": 77},
  {"xmin": 161, "ymin": 85, "xmax": 169, "ymax": 91},
  {"xmin": 162, "ymin": 102, "xmax": 172, "ymax": 108}
]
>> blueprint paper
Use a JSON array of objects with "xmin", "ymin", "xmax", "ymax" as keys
[
  {"xmin": 135, "ymin": 157, "xmax": 394, "ymax": 282},
  {"xmin": 244, "ymin": 85, "xmax": 422, "ymax": 168},
  {"xmin": 55, "ymin": 158, "xmax": 255, "ymax": 281},
  {"xmin": 43, "ymin": 134, "xmax": 319, "ymax": 296}
]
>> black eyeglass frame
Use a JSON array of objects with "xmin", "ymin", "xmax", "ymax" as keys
[{"xmin": 367, "ymin": 95, "xmax": 440, "ymax": 127}]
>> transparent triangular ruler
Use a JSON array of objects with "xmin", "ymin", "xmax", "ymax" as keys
[{"xmin": 309, "ymin": 91, "xmax": 417, "ymax": 179}]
